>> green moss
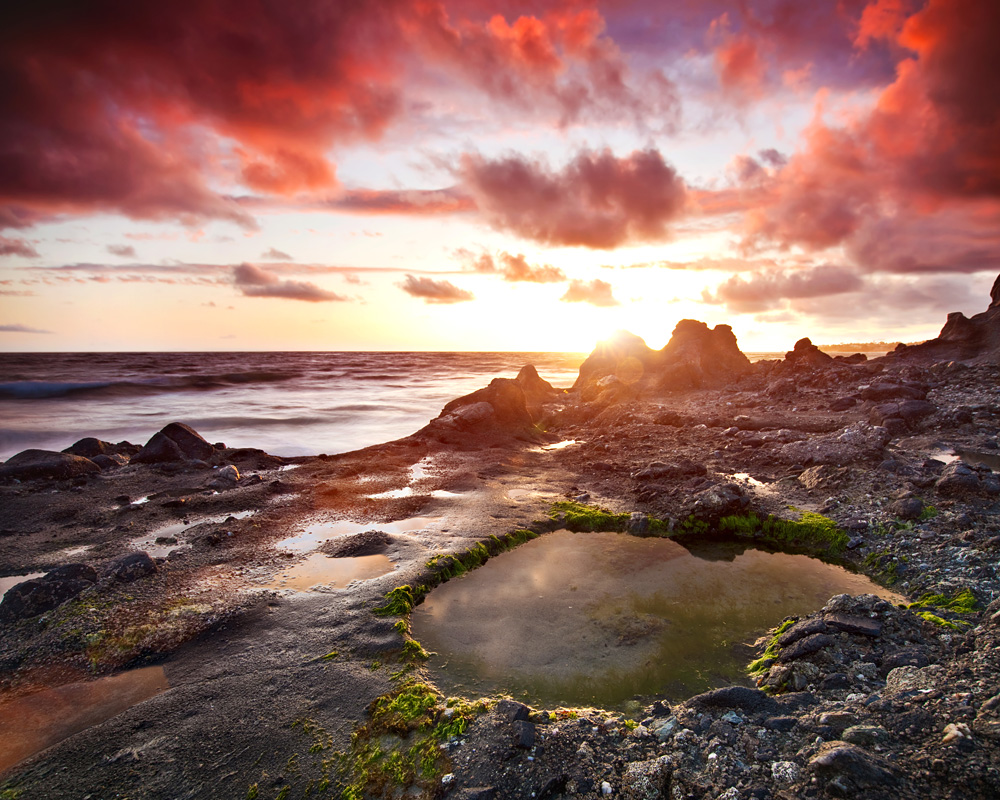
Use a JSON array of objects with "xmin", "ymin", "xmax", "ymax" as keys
[
  {"xmin": 719, "ymin": 510, "xmax": 849, "ymax": 556},
  {"xmin": 401, "ymin": 639, "xmax": 429, "ymax": 661},
  {"xmin": 909, "ymin": 588, "xmax": 978, "ymax": 614},
  {"xmin": 915, "ymin": 611, "xmax": 963, "ymax": 630},
  {"xmin": 919, "ymin": 505, "xmax": 938, "ymax": 520},
  {"xmin": 245, "ymin": 784, "xmax": 259, "ymax": 800},
  {"xmin": 747, "ymin": 618, "xmax": 795, "ymax": 677},
  {"xmin": 550, "ymin": 501, "xmax": 630, "ymax": 532},
  {"xmin": 374, "ymin": 585, "xmax": 417, "ymax": 617}
]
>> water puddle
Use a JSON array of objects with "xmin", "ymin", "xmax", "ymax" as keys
[
  {"xmin": 274, "ymin": 515, "xmax": 440, "ymax": 554},
  {"xmin": 956, "ymin": 449, "xmax": 1000, "ymax": 471},
  {"xmin": 366, "ymin": 487, "xmax": 460, "ymax": 500},
  {"xmin": 131, "ymin": 496, "xmax": 152, "ymax": 505},
  {"xmin": 505, "ymin": 488, "xmax": 534, "ymax": 499},
  {"xmin": 130, "ymin": 511, "xmax": 256, "ymax": 557},
  {"xmin": 530, "ymin": 439, "xmax": 579, "ymax": 453},
  {"xmin": 0, "ymin": 573, "xmax": 46, "ymax": 600},
  {"xmin": 0, "ymin": 666, "xmax": 169, "ymax": 773},
  {"xmin": 264, "ymin": 553, "xmax": 394, "ymax": 592},
  {"xmin": 412, "ymin": 531, "xmax": 899, "ymax": 709},
  {"xmin": 60, "ymin": 545, "xmax": 92, "ymax": 558}
]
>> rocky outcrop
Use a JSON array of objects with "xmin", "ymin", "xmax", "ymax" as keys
[
  {"xmin": 0, "ymin": 563, "xmax": 98, "ymax": 624},
  {"xmin": 516, "ymin": 365, "xmax": 560, "ymax": 418},
  {"xmin": 783, "ymin": 337, "xmax": 834, "ymax": 369},
  {"xmin": 656, "ymin": 320, "xmax": 752, "ymax": 390},
  {"xmin": 419, "ymin": 377, "xmax": 542, "ymax": 445},
  {"xmin": 573, "ymin": 321, "xmax": 752, "ymax": 398},
  {"xmin": 132, "ymin": 422, "xmax": 217, "ymax": 464},
  {"xmin": 0, "ymin": 449, "xmax": 100, "ymax": 481},
  {"xmin": 62, "ymin": 437, "xmax": 140, "ymax": 460},
  {"xmin": 893, "ymin": 271, "xmax": 1000, "ymax": 364}
]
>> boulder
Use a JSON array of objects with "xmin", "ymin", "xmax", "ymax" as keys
[
  {"xmin": 809, "ymin": 742, "xmax": 897, "ymax": 787},
  {"xmin": 935, "ymin": 462, "xmax": 982, "ymax": 495},
  {"xmin": 62, "ymin": 438, "xmax": 140, "ymax": 459},
  {"xmin": 688, "ymin": 686, "xmax": 779, "ymax": 714},
  {"xmin": 103, "ymin": 552, "xmax": 158, "ymax": 583},
  {"xmin": 784, "ymin": 337, "xmax": 834, "ymax": 369},
  {"xmin": 132, "ymin": 422, "xmax": 215, "ymax": 464},
  {"xmin": 573, "ymin": 330, "xmax": 658, "ymax": 391},
  {"xmin": 684, "ymin": 482, "xmax": 749, "ymax": 522},
  {"xmin": 426, "ymin": 378, "xmax": 536, "ymax": 442},
  {"xmin": 0, "ymin": 449, "xmax": 100, "ymax": 481},
  {"xmin": 0, "ymin": 563, "xmax": 97, "ymax": 623},
  {"xmin": 620, "ymin": 756, "xmax": 672, "ymax": 800}
]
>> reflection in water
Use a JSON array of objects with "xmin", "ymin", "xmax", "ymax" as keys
[
  {"xmin": 0, "ymin": 666, "xmax": 168, "ymax": 772},
  {"xmin": 274, "ymin": 516, "xmax": 439, "ymax": 554},
  {"xmin": 264, "ymin": 553, "xmax": 394, "ymax": 591},
  {"xmin": 130, "ymin": 510, "xmax": 256, "ymax": 557},
  {"xmin": 412, "ymin": 531, "xmax": 899, "ymax": 708}
]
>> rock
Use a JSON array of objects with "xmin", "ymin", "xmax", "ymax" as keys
[
  {"xmin": 132, "ymin": 422, "xmax": 215, "ymax": 464},
  {"xmin": 103, "ymin": 552, "xmax": 158, "ymax": 583},
  {"xmin": 92, "ymin": 453, "xmax": 129, "ymax": 469},
  {"xmin": 897, "ymin": 399, "xmax": 937, "ymax": 423},
  {"xmin": 451, "ymin": 790, "xmax": 496, "ymax": 800},
  {"xmin": 656, "ymin": 320, "xmax": 752, "ymax": 390},
  {"xmin": 627, "ymin": 512, "xmax": 650, "ymax": 536},
  {"xmin": 777, "ymin": 633, "xmax": 835, "ymax": 662},
  {"xmin": 764, "ymin": 716, "xmax": 797, "ymax": 732},
  {"xmin": 685, "ymin": 483, "xmax": 749, "ymax": 523},
  {"xmin": 784, "ymin": 337, "xmax": 833, "ymax": 369},
  {"xmin": 437, "ymin": 378, "xmax": 534, "ymax": 433},
  {"xmin": 573, "ymin": 330, "xmax": 658, "ymax": 391},
  {"xmin": 632, "ymin": 460, "xmax": 706, "ymax": 481},
  {"xmin": 797, "ymin": 465, "xmax": 849, "ymax": 491},
  {"xmin": 830, "ymin": 397, "xmax": 857, "ymax": 411},
  {"xmin": 0, "ymin": 449, "xmax": 100, "ymax": 481},
  {"xmin": 859, "ymin": 384, "xmax": 926, "ymax": 401},
  {"xmin": 881, "ymin": 647, "xmax": 929, "ymax": 673},
  {"xmin": 842, "ymin": 725, "xmax": 890, "ymax": 747},
  {"xmin": 216, "ymin": 464, "xmax": 240, "ymax": 482},
  {"xmin": 777, "ymin": 618, "xmax": 828, "ymax": 647},
  {"xmin": 890, "ymin": 497, "xmax": 924, "ymax": 520},
  {"xmin": 0, "ymin": 564, "xmax": 97, "ymax": 623},
  {"xmin": 620, "ymin": 756, "xmax": 672, "ymax": 800},
  {"xmin": 935, "ymin": 462, "xmax": 981, "ymax": 495},
  {"xmin": 320, "ymin": 530, "xmax": 391, "ymax": 558},
  {"xmin": 689, "ymin": 686, "xmax": 779, "ymax": 714},
  {"xmin": 885, "ymin": 664, "xmax": 944, "ymax": 695},
  {"xmin": 62, "ymin": 438, "xmax": 140, "ymax": 459},
  {"xmin": 511, "ymin": 719, "xmax": 535, "ymax": 749},
  {"xmin": 809, "ymin": 742, "xmax": 897, "ymax": 787},
  {"xmin": 823, "ymin": 613, "xmax": 882, "ymax": 637},
  {"xmin": 942, "ymin": 722, "xmax": 972, "ymax": 744},
  {"xmin": 495, "ymin": 699, "xmax": 530, "ymax": 722},
  {"xmin": 770, "ymin": 761, "xmax": 800, "ymax": 785},
  {"xmin": 516, "ymin": 365, "xmax": 559, "ymax": 411}
]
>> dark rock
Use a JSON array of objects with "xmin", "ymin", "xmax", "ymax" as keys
[
  {"xmin": 62, "ymin": 437, "xmax": 139, "ymax": 459},
  {"xmin": 822, "ymin": 613, "xmax": 882, "ymax": 637},
  {"xmin": 860, "ymin": 384, "xmax": 926, "ymax": 401},
  {"xmin": 45, "ymin": 563, "xmax": 98, "ymax": 583},
  {"xmin": 890, "ymin": 497, "xmax": 924, "ymax": 521},
  {"xmin": 821, "ymin": 673, "xmax": 851, "ymax": 690},
  {"xmin": 936, "ymin": 462, "xmax": 981, "ymax": 495},
  {"xmin": 517, "ymin": 364, "xmax": 558, "ymax": 401},
  {"xmin": 830, "ymin": 397, "xmax": 857, "ymax": 411},
  {"xmin": 809, "ymin": 742, "xmax": 897, "ymax": 787},
  {"xmin": 764, "ymin": 716, "xmax": 797, "ymax": 732},
  {"xmin": 92, "ymin": 453, "xmax": 129, "ymax": 469},
  {"xmin": 0, "ymin": 449, "xmax": 100, "ymax": 481},
  {"xmin": 495, "ymin": 699, "xmax": 530, "ymax": 722},
  {"xmin": 777, "ymin": 692, "xmax": 819, "ymax": 710},
  {"xmin": 784, "ymin": 337, "xmax": 834, "ymax": 369},
  {"xmin": 0, "ymin": 564, "xmax": 97, "ymax": 623},
  {"xmin": 882, "ymin": 417, "xmax": 908, "ymax": 437},
  {"xmin": 320, "ymin": 530, "xmax": 391, "ymax": 558},
  {"xmin": 437, "ymin": 378, "xmax": 534, "ymax": 431},
  {"xmin": 881, "ymin": 648, "xmax": 930, "ymax": 673},
  {"xmin": 686, "ymin": 482, "xmax": 749, "ymax": 522},
  {"xmin": 777, "ymin": 633, "xmax": 835, "ymax": 662},
  {"xmin": 897, "ymin": 399, "xmax": 937, "ymax": 423},
  {"xmin": 627, "ymin": 512, "xmax": 650, "ymax": 536},
  {"xmin": 512, "ymin": 719, "xmax": 535, "ymax": 749},
  {"xmin": 103, "ymin": 552, "xmax": 157, "ymax": 583},
  {"xmin": 132, "ymin": 422, "xmax": 215, "ymax": 464},
  {"xmin": 633, "ymin": 459, "xmax": 706, "ymax": 481},
  {"xmin": 777, "ymin": 618, "xmax": 829, "ymax": 647},
  {"xmin": 689, "ymin": 686, "xmax": 779, "ymax": 714}
]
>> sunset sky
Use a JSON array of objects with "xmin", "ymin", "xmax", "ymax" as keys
[{"xmin": 1, "ymin": 0, "xmax": 998, "ymax": 353}]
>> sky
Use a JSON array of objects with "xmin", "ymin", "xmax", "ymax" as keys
[{"xmin": 1, "ymin": 0, "xmax": 998, "ymax": 353}]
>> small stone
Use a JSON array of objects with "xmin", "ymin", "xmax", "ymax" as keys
[
  {"xmin": 942, "ymin": 722, "xmax": 971, "ymax": 744},
  {"xmin": 889, "ymin": 497, "xmax": 924, "ymax": 521},
  {"xmin": 777, "ymin": 618, "xmax": 828, "ymax": 647},
  {"xmin": 823, "ymin": 613, "xmax": 882, "ymax": 637},
  {"xmin": 512, "ymin": 720, "xmax": 535, "ymax": 749},
  {"xmin": 777, "ymin": 633, "xmax": 835, "ymax": 662},
  {"xmin": 103, "ymin": 552, "xmax": 157, "ymax": 584},
  {"xmin": 495, "ymin": 699, "xmax": 530, "ymax": 722},
  {"xmin": 601, "ymin": 781, "xmax": 613, "ymax": 795},
  {"xmin": 842, "ymin": 725, "xmax": 890, "ymax": 747},
  {"xmin": 809, "ymin": 742, "xmax": 896, "ymax": 787},
  {"xmin": 620, "ymin": 755, "xmax": 671, "ymax": 800},
  {"xmin": 770, "ymin": 761, "xmax": 800, "ymax": 785}
]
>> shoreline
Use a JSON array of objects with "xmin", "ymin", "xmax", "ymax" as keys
[{"xmin": 1, "ymin": 307, "xmax": 999, "ymax": 797}]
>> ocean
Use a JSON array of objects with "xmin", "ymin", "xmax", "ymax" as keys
[
  {"xmin": 0, "ymin": 349, "xmax": 880, "ymax": 462},
  {"xmin": 0, "ymin": 352, "xmax": 585, "ymax": 461}
]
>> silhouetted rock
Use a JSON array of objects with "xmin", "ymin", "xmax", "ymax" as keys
[
  {"xmin": 62, "ymin": 437, "xmax": 139, "ymax": 459},
  {"xmin": 657, "ymin": 320, "xmax": 752, "ymax": 390},
  {"xmin": 516, "ymin": 364, "xmax": 559, "ymax": 418},
  {"xmin": 0, "ymin": 449, "xmax": 100, "ymax": 481},
  {"xmin": 0, "ymin": 563, "xmax": 97, "ymax": 624},
  {"xmin": 573, "ymin": 330, "xmax": 657, "ymax": 391},
  {"xmin": 132, "ymin": 422, "xmax": 215, "ymax": 464},
  {"xmin": 893, "ymin": 271, "xmax": 1000, "ymax": 364},
  {"xmin": 784, "ymin": 337, "xmax": 834, "ymax": 369}
]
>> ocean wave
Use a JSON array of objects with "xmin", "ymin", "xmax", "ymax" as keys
[{"xmin": 0, "ymin": 371, "xmax": 300, "ymax": 400}]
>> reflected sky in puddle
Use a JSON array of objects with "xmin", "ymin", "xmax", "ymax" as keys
[
  {"xmin": 275, "ymin": 515, "xmax": 440, "ymax": 554},
  {"xmin": 530, "ymin": 439, "xmax": 579, "ymax": 453},
  {"xmin": 264, "ymin": 553, "xmax": 394, "ymax": 592},
  {"xmin": 0, "ymin": 666, "xmax": 169, "ymax": 773},
  {"xmin": 130, "ymin": 510, "xmax": 256, "ymax": 557},
  {"xmin": 412, "ymin": 530, "xmax": 900, "ymax": 709}
]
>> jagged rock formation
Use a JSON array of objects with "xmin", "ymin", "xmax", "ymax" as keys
[
  {"xmin": 573, "ymin": 321, "xmax": 752, "ymax": 398},
  {"xmin": 783, "ymin": 337, "xmax": 834, "ymax": 369},
  {"xmin": 892, "ymin": 272, "xmax": 1000, "ymax": 364}
]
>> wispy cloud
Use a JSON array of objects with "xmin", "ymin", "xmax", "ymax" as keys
[
  {"xmin": 0, "ymin": 323, "xmax": 52, "ymax": 334},
  {"xmin": 232, "ymin": 263, "xmax": 349, "ymax": 302},
  {"xmin": 398, "ymin": 274, "xmax": 474, "ymax": 304},
  {"xmin": 261, "ymin": 247, "xmax": 293, "ymax": 260},
  {"xmin": 560, "ymin": 278, "xmax": 620, "ymax": 307},
  {"xmin": 106, "ymin": 244, "xmax": 137, "ymax": 258},
  {"xmin": 0, "ymin": 236, "xmax": 39, "ymax": 258}
]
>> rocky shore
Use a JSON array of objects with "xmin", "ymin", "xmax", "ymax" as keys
[{"xmin": 1, "ymin": 276, "xmax": 999, "ymax": 799}]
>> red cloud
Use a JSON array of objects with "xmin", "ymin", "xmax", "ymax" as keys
[
  {"xmin": 232, "ymin": 263, "xmax": 348, "ymax": 302},
  {"xmin": 459, "ymin": 148, "xmax": 687, "ymax": 248},
  {"xmin": 398, "ymin": 274, "xmax": 474, "ymax": 304},
  {"xmin": 560, "ymin": 278, "xmax": 620, "ymax": 307},
  {"xmin": 742, "ymin": 0, "xmax": 1000, "ymax": 270},
  {"xmin": 0, "ymin": 236, "xmax": 39, "ymax": 258},
  {"xmin": 702, "ymin": 266, "xmax": 865, "ymax": 314},
  {"xmin": 458, "ymin": 249, "xmax": 565, "ymax": 283},
  {"xmin": 710, "ymin": 16, "xmax": 767, "ymax": 100}
]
